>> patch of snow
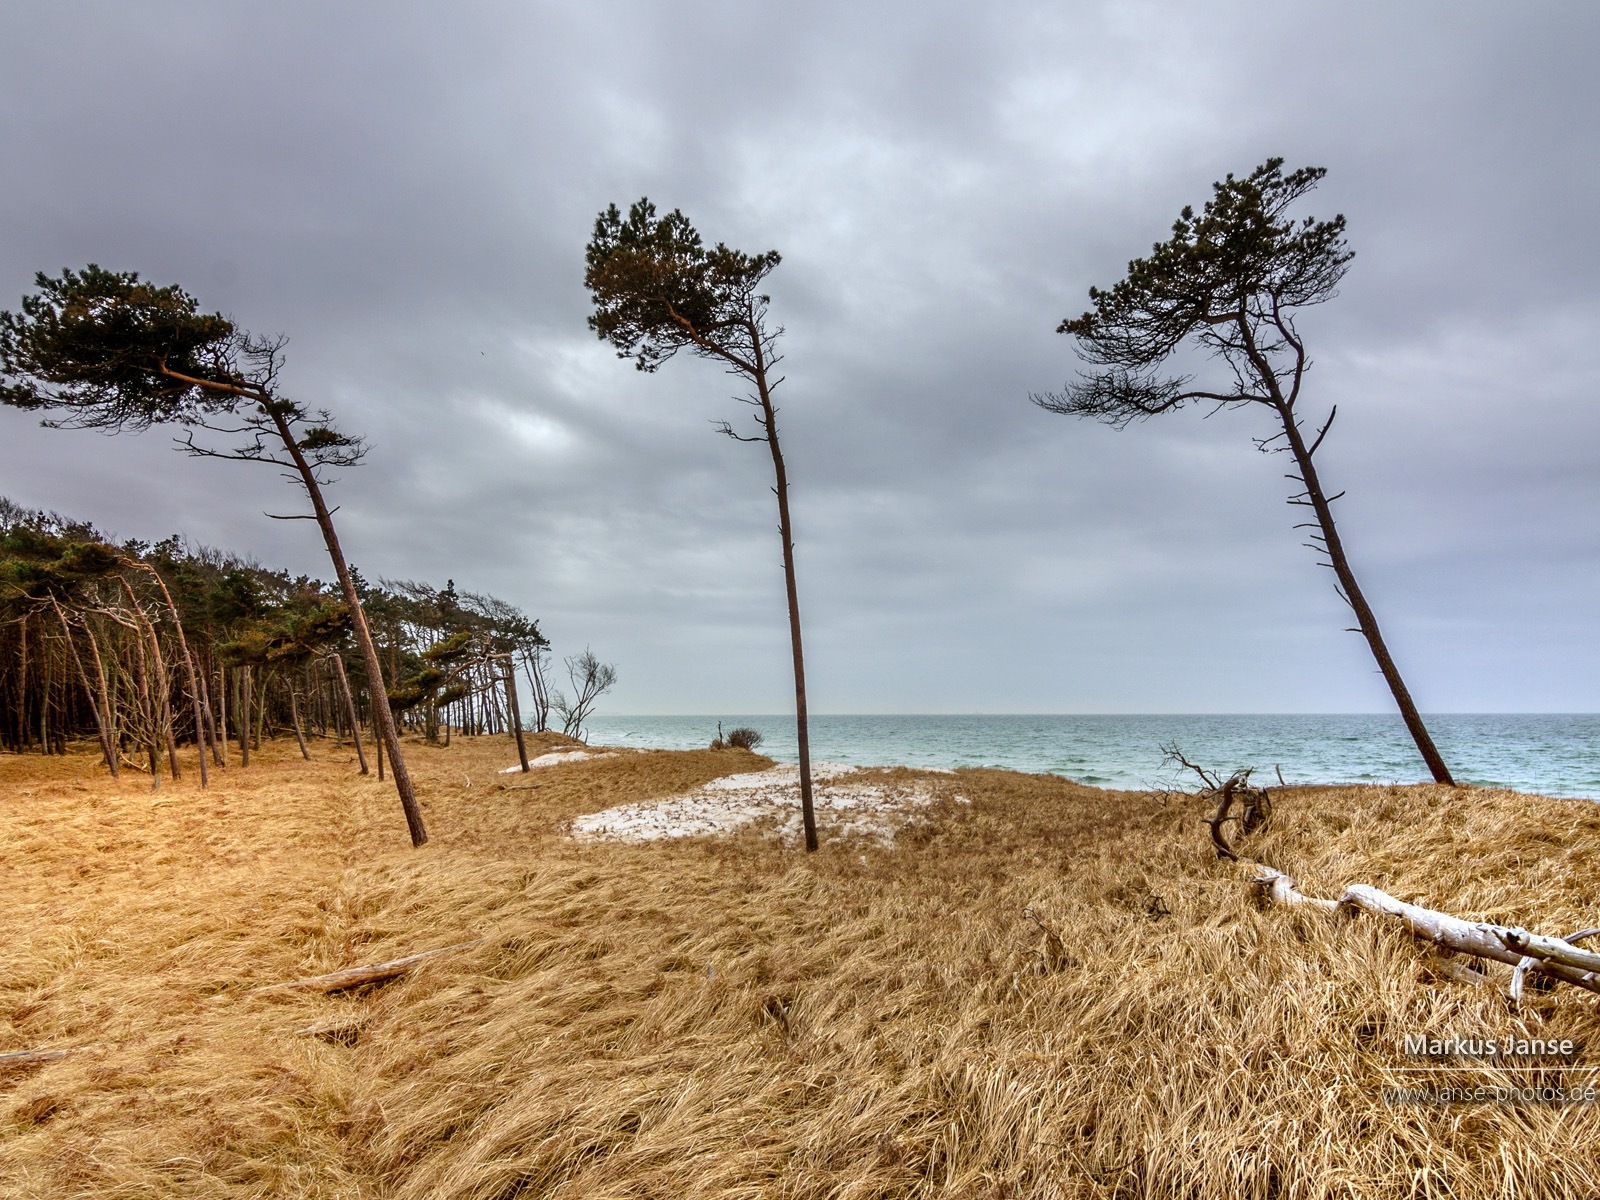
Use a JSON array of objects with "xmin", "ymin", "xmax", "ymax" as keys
[
  {"xmin": 500, "ymin": 750, "xmax": 618, "ymax": 773},
  {"xmin": 571, "ymin": 761, "xmax": 966, "ymax": 845}
]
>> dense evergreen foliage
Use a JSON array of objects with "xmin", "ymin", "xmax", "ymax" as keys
[{"xmin": 0, "ymin": 496, "xmax": 550, "ymax": 784}]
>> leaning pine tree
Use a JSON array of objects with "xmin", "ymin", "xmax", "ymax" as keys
[
  {"xmin": 0, "ymin": 266, "xmax": 429, "ymax": 843},
  {"xmin": 1035, "ymin": 160, "xmax": 1454, "ymax": 785},
  {"xmin": 584, "ymin": 200, "xmax": 821, "ymax": 850}
]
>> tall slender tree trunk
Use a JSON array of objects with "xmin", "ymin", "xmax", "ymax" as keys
[
  {"xmin": 522, "ymin": 652, "xmax": 550, "ymax": 733},
  {"xmin": 119, "ymin": 576, "xmax": 180, "ymax": 782},
  {"xmin": 289, "ymin": 683, "xmax": 311, "ymax": 760},
  {"xmin": 39, "ymin": 632, "xmax": 52, "ymax": 754},
  {"xmin": 39, "ymin": 641, "xmax": 48, "ymax": 752},
  {"xmin": 17, "ymin": 618, "xmax": 28, "ymax": 752},
  {"xmin": 79, "ymin": 614, "xmax": 120, "ymax": 777},
  {"xmin": 238, "ymin": 666, "xmax": 251, "ymax": 767},
  {"xmin": 1279, "ymin": 406, "xmax": 1454, "ymax": 785},
  {"xmin": 252, "ymin": 667, "xmax": 268, "ymax": 751},
  {"xmin": 750, "ymin": 333, "xmax": 817, "ymax": 852},
  {"xmin": 133, "ymin": 563, "xmax": 209, "ymax": 788},
  {"xmin": 197, "ymin": 662, "xmax": 223, "ymax": 768},
  {"xmin": 95, "ymin": 622, "xmax": 123, "ymax": 771},
  {"xmin": 264, "ymin": 406, "xmax": 426, "ymax": 845},
  {"xmin": 49, "ymin": 600, "xmax": 116, "ymax": 775},
  {"xmin": 503, "ymin": 656, "xmax": 529, "ymax": 772},
  {"xmin": 215, "ymin": 660, "xmax": 229, "ymax": 766},
  {"xmin": 128, "ymin": 621, "xmax": 161, "ymax": 792},
  {"xmin": 327, "ymin": 651, "xmax": 368, "ymax": 774}
]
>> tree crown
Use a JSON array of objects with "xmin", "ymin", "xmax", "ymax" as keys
[
  {"xmin": 1042, "ymin": 159, "xmax": 1352, "ymax": 426},
  {"xmin": 584, "ymin": 198, "xmax": 781, "ymax": 374},
  {"xmin": 1, "ymin": 266, "xmax": 365, "ymax": 477},
  {"xmin": 0, "ymin": 265, "xmax": 242, "ymax": 430}
]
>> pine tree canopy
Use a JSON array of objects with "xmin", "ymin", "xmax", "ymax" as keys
[
  {"xmin": 0, "ymin": 265, "xmax": 242, "ymax": 430},
  {"xmin": 584, "ymin": 198, "xmax": 781, "ymax": 373},
  {"xmin": 1044, "ymin": 158, "xmax": 1353, "ymax": 426}
]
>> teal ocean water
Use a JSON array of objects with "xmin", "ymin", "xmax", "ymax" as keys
[{"xmin": 582, "ymin": 714, "xmax": 1600, "ymax": 800}]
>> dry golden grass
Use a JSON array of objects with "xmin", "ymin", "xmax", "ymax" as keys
[{"xmin": 3, "ymin": 734, "xmax": 1599, "ymax": 1198}]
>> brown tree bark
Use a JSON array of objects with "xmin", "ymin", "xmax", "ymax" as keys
[
  {"xmin": 78, "ymin": 612, "xmax": 120, "ymax": 778},
  {"xmin": 214, "ymin": 660, "xmax": 229, "ymax": 767},
  {"xmin": 117, "ymin": 577, "xmax": 181, "ymax": 781},
  {"xmin": 50, "ymin": 599, "xmax": 116, "ymax": 774},
  {"xmin": 1234, "ymin": 316, "xmax": 1453, "ymax": 787},
  {"xmin": 252, "ymin": 667, "xmax": 268, "ymax": 751},
  {"xmin": 238, "ymin": 666, "xmax": 251, "ymax": 767},
  {"xmin": 1277, "ymin": 406, "xmax": 1454, "ymax": 785},
  {"xmin": 130, "ymin": 562, "xmax": 209, "ymax": 788},
  {"xmin": 197, "ymin": 662, "xmax": 223, "ymax": 768},
  {"xmin": 749, "ymin": 329, "xmax": 817, "ymax": 851},
  {"xmin": 288, "ymin": 682, "xmax": 311, "ymax": 760},
  {"xmin": 261, "ymin": 405, "xmax": 426, "ymax": 845},
  {"xmin": 242, "ymin": 939, "xmax": 483, "ymax": 996},
  {"xmin": 127, "ymin": 619, "xmax": 161, "ymax": 791},
  {"xmin": 326, "ymin": 651, "xmax": 368, "ymax": 774},
  {"xmin": 503, "ymin": 655, "xmax": 529, "ymax": 771}
]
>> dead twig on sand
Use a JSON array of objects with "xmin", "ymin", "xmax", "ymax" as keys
[
  {"xmin": 0, "ymin": 1048, "xmax": 74, "ymax": 1072},
  {"xmin": 238, "ymin": 939, "xmax": 486, "ymax": 998},
  {"xmin": 1161, "ymin": 744, "xmax": 1272, "ymax": 861}
]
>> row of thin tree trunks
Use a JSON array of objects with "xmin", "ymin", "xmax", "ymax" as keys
[{"xmin": 2, "ymin": 609, "xmax": 535, "ymax": 786}]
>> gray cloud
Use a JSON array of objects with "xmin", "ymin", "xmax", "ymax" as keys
[{"xmin": 3, "ymin": 0, "xmax": 1596, "ymax": 714}]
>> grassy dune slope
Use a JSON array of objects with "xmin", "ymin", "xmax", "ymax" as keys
[{"xmin": 2, "ymin": 736, "xmax": 1598, "ymax": 1198}]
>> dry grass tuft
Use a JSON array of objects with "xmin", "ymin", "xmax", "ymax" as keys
[{"xmin": 3, "ymin": 737, "xmax": 1599, "ymax": 1197}]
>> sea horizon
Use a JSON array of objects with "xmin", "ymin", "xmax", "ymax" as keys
[{"xmin": 581, "ymin": 712, "xmax": 1600, "ymax": 800}]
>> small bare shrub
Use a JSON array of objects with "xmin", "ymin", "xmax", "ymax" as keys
[{"xmin": 726, "ymin": 727, "xmax": 763, "ymax": 751}]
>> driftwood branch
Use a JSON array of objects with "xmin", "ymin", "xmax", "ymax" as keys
[
  {"xmin": 1252, "ymin": 868, "xmax": 1600, "ymax": 998},
  {"xmin": 1506, "ymin": 929, "xmax": 1599, "ymax": 1006},
  {"xmin": 242, "ymin": 938, "xmax": 484, "ymax": 997},
  {"xmin": 0, "ymin": 1048, "xmax": 72, "ymax": 1072}
]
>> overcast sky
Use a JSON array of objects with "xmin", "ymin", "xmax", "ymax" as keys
[{"xmin": 2, "ymin": 1, "xmax": 1597, "ymax": 714}]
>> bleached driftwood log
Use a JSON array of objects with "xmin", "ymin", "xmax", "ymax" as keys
[
  {"xmin": 243, "ymin": 938, "xmax": 484, "ymax": 997},
  {"xmin": 1251, "ymin": 867, "xmax": 1600, "ymax": 998}
]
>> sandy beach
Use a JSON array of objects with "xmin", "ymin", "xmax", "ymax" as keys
[{"xmin": 4, "ymin": 733, "xmax": 1598, "ymax": 1198}]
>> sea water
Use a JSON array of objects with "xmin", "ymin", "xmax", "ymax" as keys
[{"xmin": 581, "ymin": 713, "xmax": 1600, "ymax": 800}]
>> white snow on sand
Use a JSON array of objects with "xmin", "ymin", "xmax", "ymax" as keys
[
  {"xmin": 500, "ymin": 750, "xmax": 619, "ymax": 772},
  {"xmin": 570, "ymin": 762, "xmax": 966, "ymax": 845}
]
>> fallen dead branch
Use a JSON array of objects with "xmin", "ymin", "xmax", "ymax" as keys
[
  {"xmin": 241, "ymin": 939, "xmax": 485, "ymax": 997},
  {"xmin": 294, "ymin": 1014, "xmax": 371, "ymax": 1045},
  {"xmin": 0, "ymin": 1048, "xmax": 73, "ymax": 1072},
  {"xmin": 1251, "ymin": 867, "xmax": 1600, "ymax": 998}
]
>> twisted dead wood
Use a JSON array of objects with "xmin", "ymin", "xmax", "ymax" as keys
[{"xmin": 1252, "ymin": 867, "xmax": 1600, "ymax": 998}]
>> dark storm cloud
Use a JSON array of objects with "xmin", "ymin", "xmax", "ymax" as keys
[{"xmin": 3, "ymin": 0, "xmax": 1597, "ymax": 714}]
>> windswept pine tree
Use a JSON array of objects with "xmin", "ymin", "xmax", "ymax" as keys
[
  {"xmin": 585, "ymin": 201, "xmax": 821, "ymax": 850},
  {"xmin": 1, "ymin": 269, "xmax": 425, "ymax": 838},
  {"xmin": 1035, "ymin": 161, "xmax": 1454, "ymax": 785}
]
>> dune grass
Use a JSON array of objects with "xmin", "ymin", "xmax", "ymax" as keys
[{"xmin": 2, "ymin": 734, "xmax": 1599, "ymax": 1198}]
